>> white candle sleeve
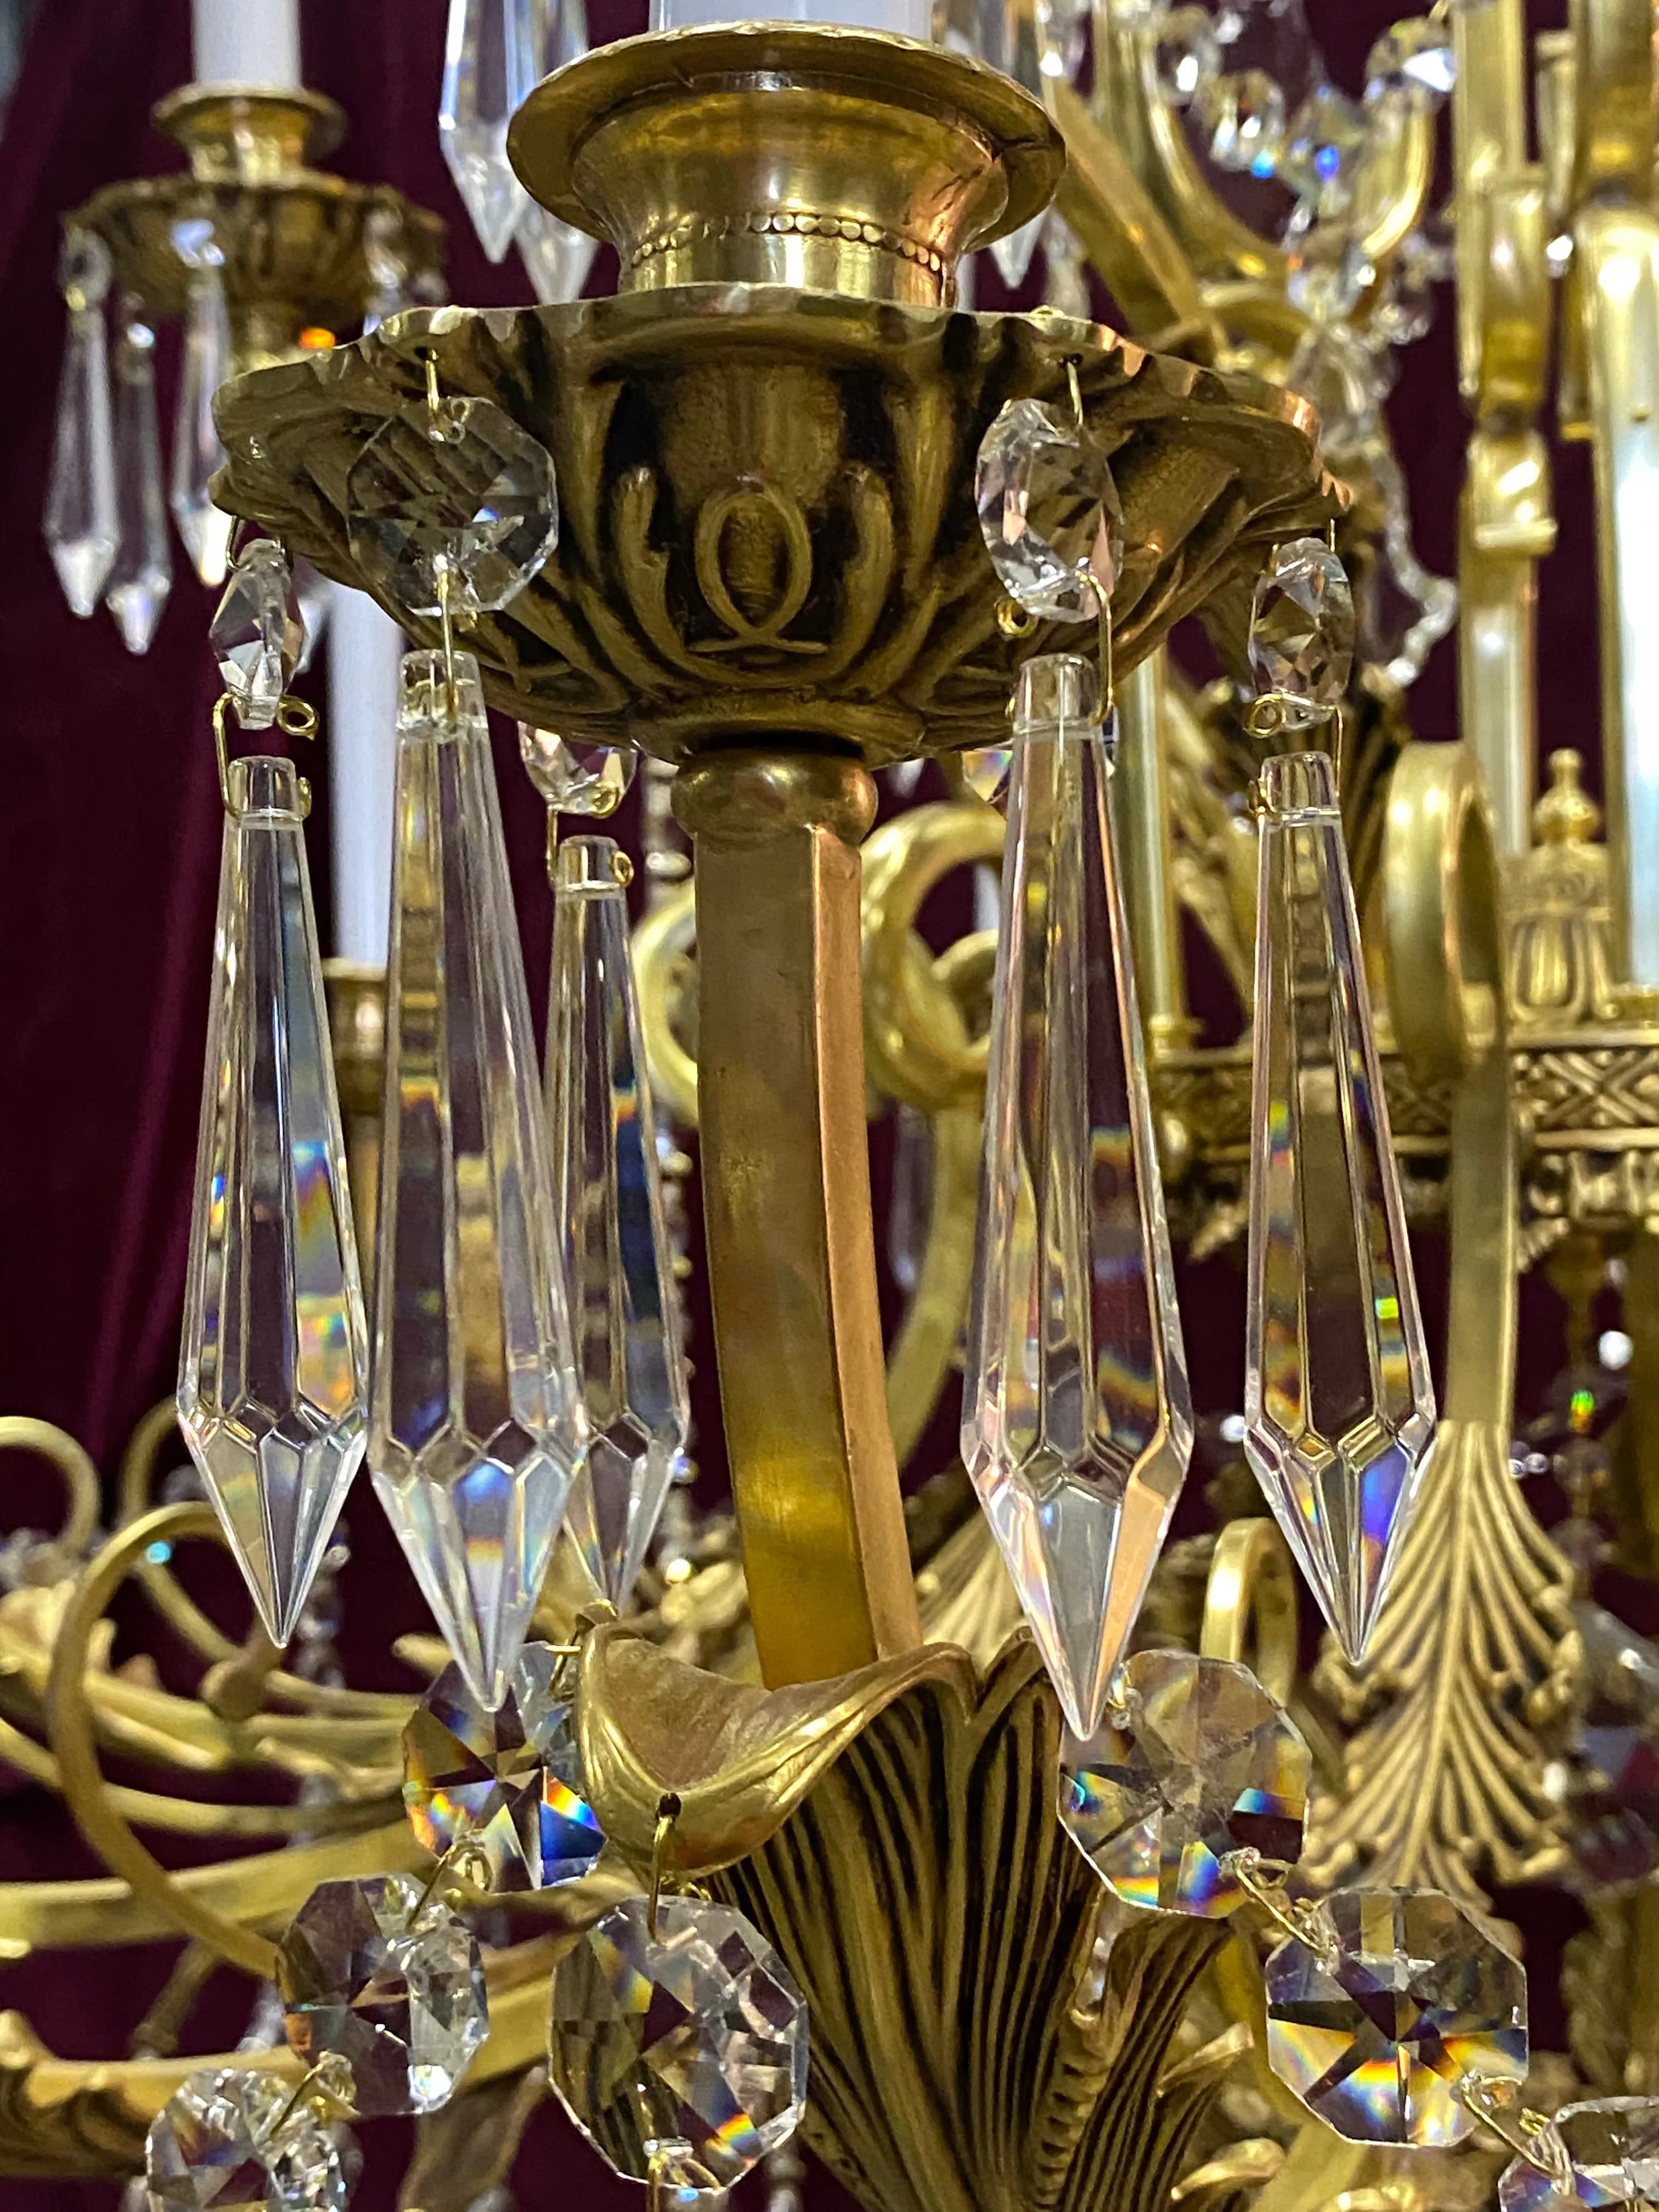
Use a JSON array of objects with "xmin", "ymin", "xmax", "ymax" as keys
[
  {"xmin": 191, "ymin": 0, "xmax": 303, "ymax": 87},
  {"xmin": 328, "ymin": 590, "xmax": 404, "ymax": 967}
]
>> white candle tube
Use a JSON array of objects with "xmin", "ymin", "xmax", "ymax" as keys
[
  {"xmin": 650, "ymin": 0, "xmax": 933, "ymax": 38},
  {"xmin": 328, "ymin": 590, "xmax": 403, "ymax": 967},
  {"xmin": 191, "ymin": 0, "xmax": 302, "ymax": 86}
]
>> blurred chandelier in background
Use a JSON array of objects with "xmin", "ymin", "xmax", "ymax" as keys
[{"xmin": 11, "ymin": 2, "xmax": 1659, "ymax": 2211}]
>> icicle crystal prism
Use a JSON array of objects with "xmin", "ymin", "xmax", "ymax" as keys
[
  {"xmin": 212, "ymin": 542, "xmax": 307, "ymax": 730},
  {"xmin": 976, "ymin": 400, "xmax": 1124, "ymax": 622},
  {"xmin": 402, "ymin": 1643, "xmax": 604, "ymax": 1890},
  {"xmin": 278, "ymin": 1872, "xmax": 488, "ymax": 2115},
  {"xmin": 1243, "ymin": 751, "xmax": 1434, "ymax": 1661},
  {"xmin": 439, "ymin": 0, "xmax": 536, "ymax": 263},
  {"xmin": 548, "ymin": 1893, "xmax": 809, "ymax": 2192},
  {"xmin": 1059, "ymin": 1650, "xmax": 1311, "ymax": 1915},
  {"xmin": 171, "ymin": 223, "xmax": 234, "ymax": 585},
  {"xmin": 1263, "ymin": 1887, "xmax": 1527, "ymax": 2146},
  {"xmin": 517, "ymin": 202, "xmax": 599, "ymax": 306},
  {"xmin": 546, "ymin": 836, "xmax": 689, "ymax": 1608},
  {"xmin": 1499, "ymin": 2100, "xmax": 1659, "ymax": 2212},
  {"xmin": 962, "ymin": 656, "xmax": 1193, "ymax": 1741},
  {"xmin": 145, "ymin": 2069, "xmax": 348, "ymax": 2212},
  {"xmin": 519, "ymin": 726, "xmax": 635, "ymax": 817},
  {"xmin": 44, "ymin": 230, "xmax": 117, "ymax": 618},
  {"xmin": 105, "ymin": 311, "xmax": 171, "ymax": 652},
  {"xmin": 178, "ymin": 757, "xmax": 368, "ymax": 1649},
  {"xmin": 370, "ymin": 651, "xmax": 586, "ymax": 1711}
]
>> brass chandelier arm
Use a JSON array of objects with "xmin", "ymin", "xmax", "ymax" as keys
[
  {"xmin": 631, "ymin": 884, "xmax": 701, "ymax": 1133},
  {"xmin": 862, "ymin": 802, "xmax": 1003, "ymax": 1113},
  {"xmin": 0, "ymin": 1418, "xmax": 101, "ymax": 1564},
  {"xmin": 884, "ymin": 1106, "xmax": 983, "ymax": 1469}
]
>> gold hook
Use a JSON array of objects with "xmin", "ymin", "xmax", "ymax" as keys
[
  {"xmin": 274, "ymin": 2051, "xmax": 358, "ymax": 2133},
  {"xmin": 410, "ymin": 1838, "xmax": 493, "ymax": 1926},
  {"xmin": 213, "ymin": 693, "xmax": 319, "ymax": 820},
  {"xmin": 1222, "ymin": 1849, "xmax": 1339, "ymax": 1967},
  {"xmin": 647, "ymin": 1791, "xmax": 684, "ymax": 1941},
  {"xmin": 1065, "ymin": 357, "xmax": 1086, "ymax": 433},
  {"xmin": 1455, "ymin": 2076, "xmax": 1573, "ymax": 2190}
]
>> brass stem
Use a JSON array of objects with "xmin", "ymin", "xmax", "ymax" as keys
[
  {"xmin": 1113, "ymin": 649, "xmax": 1188, "ymax": 1051},
  {"xmin": 673, "ymin": 749, "xmax": 922, "ymax": 1685}
]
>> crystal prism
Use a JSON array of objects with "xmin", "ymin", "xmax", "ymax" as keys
[
  {"xmin": 1366, "ymin": 20, "xmax": 1455, "ymax": 103},
  {"xmin": 1280, "ymin": 85, "xmax": 1370, "ymax": 219},
  {"xmin": 546, "ymin": 836, "xmax": 690, "ymax": 1607},
  {"xmin": 1196, "ymin": 69, "xmax": 1286, "ymax": 175},
  {"xmin": 171, "ymin": 225, "xmax": 234, "ymax": 586},
  {"xmin": 346, "ymin": 398, "xmax": 558, "ymax": 622},
  {"xmin": 518, "ymin": 727, "xmax": 636, "ymax": 817},
  {"xmin": 1499, "ymin": 2099, "xmax": 1659, "ymax": 2212},
  {"xmin": 517, "ymin": 202, "xmax": 599, "ymax": 306},
  {"xmin": 278, "ymin": 1872, "xmax": 488, "ymax": 2115},
  {"xmin": 44, "ymin": 232, "xmax": 117, "ymax": 618},
  {"xmin": 548, "ymin": 1893, "xmax": 809, "ymax": 2192},
  {"xmin": 212, "ymin": 542, "xmax": 307, "ymax": 730},
  {"xmin": 369, "ymin": 650, "xmax": 586, "ymax": 1711},
  {"xmin": 1264, "ymin": 1887, "xmax": 1528, "ymax": 2146},
  {"xmin": 960, "ymin": 745, "xmax": 1013, "ymax": 806},
  {"xmin": 975, "ymin": 400, "xmax": 1123, "ymax": 621},
  {"xmin": 439, "ymin": 0, "xmax": 537, "ymax": 263},
  {"xmin": 403, "ymin": 1642, "xmax": 604, "ymax": 1890},
  {"xmin": 1059, "ymin": 1649, "xmax": 1311, "ymax": 1915},
  {"xmin": 962, "ymin": 656, "xmax": 1193, "ymax": 1741},
  {"xmin": 1242, "ymin": 750, "xmax": 1434, "ymax": 1662},
  {"xmin": 145, "ymin": 2068, "xmax": 348, "ymax": 2212},
  {"xmin": 178, "ymin": 756, "xmax": 369, "ymax": 1650},
  {"xmin": 105, "ymin": 312, "xmax": 172, "ymax": 651},
  {"xmin": 1042, "ymin": 212, "xmax": 1091, "ymax": 320},
  {"xmin": 1155, "ymin": 5, "xmax": 1222, "ymax": 105},
  {"xmin": 1248, "ymin": 538, "xmax": 1355, "ymax": 724}
]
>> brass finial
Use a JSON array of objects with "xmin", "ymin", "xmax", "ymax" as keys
[{"xmin": 1533, "ymin": 749, "xmax": 1601, "ymax": 845}]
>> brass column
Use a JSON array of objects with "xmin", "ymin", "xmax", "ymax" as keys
[{"xmin": 674, "ymin": 750, "xmax": 922, "ymax": 1686}]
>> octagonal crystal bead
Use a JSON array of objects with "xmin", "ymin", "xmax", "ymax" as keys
[
  {"xmin": 211, "ymin": 541, "xmax": 306, "ymax": 730},
  {"xmin": 403, "ymin": 1643, "xmax": 604, "ymax": 1891},
  {"xmin": 278, "ymin": 1872, "xmax": 488, "ymax": 2116},
  {"xmin": 1264, "ymin": 1887, "xmax": 1528, "ymax": 2146},
  {"xmin": 548, "ymin": 1893, "xmax": 808, "ymax": 2193},
  {"xmin": 145, "ymin": 2069, "xmax": 347, "ymax": 2212},
  {"xmin": 975, "ymin": 398, "xmax": 1123, "ymax": 621},
  {"xmin": 346, "ymin": 396, "xmax": 557, "ymax": 621},
  {"xmin": 1499, "ymin": 2099, "xmax": 1659, "ymax": 2212},
  {"xmin": 1248, "ymin": 537, "xmax": 1355, "ymax": 724},
  {"xmin": 518, "ymin": 726, "xmax": 636, "ymax": 817},
  {"xmin": 1059, "ymin": 1650, "xmax": 1311, "ymax": 1915}
]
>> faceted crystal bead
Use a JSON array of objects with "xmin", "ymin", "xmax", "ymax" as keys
[
  {"xmin": 1499, "ymin": 2100, "xmax": 1659, "ymax": 2212},
  {"xmin": 278, "ymin": 1872, "xmax": 488, "ymax": 2116},
  {"xmin": 145, "ymin": 2068, "xmax": 347, "ymax": 2212},
  {"xmin": 44, "ymin": 232, "xmax": 117, "ymax": 619},
  {"xmin": 1242, "ymin": 751, "xmax": 1434, "ymax": 1661},
  {"xmin": 212, "ymin": 543, "xmax": 307, "ymax": 730},
  {"xmin": 960, "ymin": 745, "xmax": 1013, "ymax": 806},
  {"xmin": 546, "ymin": 836, "xmax": 690, "ymax": 1607},
  {"xmin": 178, "ymin": 757, "xmax": 369, "ymax": 1649},
  {"xmin": 171, "ymin": 224, "xmax": 234, "ymax": 587},
  {"xmin": 517, "ymin": 202, "xmax": 599, "ymax": 306},
  {"xmin": 438, "ymin": 0, "xmax": 537, "ymax": 263},
  {"xmin": 402, "ymin": 1643, "xmax": 604, "ymax": 1891},
  {"xmin": 346, "ymin": 398, "xmax": 558, "ymax": 623},
  {"xmin": 1263, "ymin": 1888, "xmax": 1528, "ymax": 2146},
  {"xmin": 975, "ymin": 399, "xmax": 1124, "ymax": 622},
  {"xmin": 962, "ymin": 656, "xmax": 1193, "ymax": 1740},
  {"xmin": 1196, "ymin": 69, "xmax": 1286, "ymax": 176},
  {"xmin": 370, "ymin": 651, "xmax": 586, "ymax": 1711},
  {"xmin": 1285, "ymin": 237, "xmax": 1375, "ymax": 330},
  {"xmin": 1366, "ymin": 21, "xmax": 1456, "ymax": 104},
  {"xmin": 1280, "ymin": 85, "xmax": 1371, "ymax": 219},
  {"xmin": 548, "ymin": 1893, "xmax": 809, "ymax": 2193},
  {"xmin": 1248, "ymin": 537, "xmax": 1355, "ymax": 725},
  {"xmin": 1059, "ymin": 1650, "xmax": 1311, "ymax": 1915},
  {"xmin": 1154, "ymin": 5, "xmax": 1222, "ymax": 106},
  {"xmin": 105, "ymin": 313, "xmax": 172, "ymax": 654},
  {"xmin": 518, "ymin": 726, "xmax": 635, "ymax": 817}
]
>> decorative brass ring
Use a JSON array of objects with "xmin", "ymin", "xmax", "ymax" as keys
[{"xmin": 1199, "ymin": 1518, "xmax": 1298, "ymax": 1708}]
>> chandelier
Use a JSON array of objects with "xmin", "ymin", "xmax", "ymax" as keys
[{"xmin": 8, "ymin": 1, "xmax": 1659, "ymax": 2210}]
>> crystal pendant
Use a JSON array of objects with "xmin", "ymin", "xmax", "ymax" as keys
[
  {"xmin": 1499, "ymin": 2099, "xmax": 1659, "ymax": 2212},
  {"xmin": 44, "ymin": 230, "xmax": 117, "ymax": 618},
  {"xmin": 439, "ymin": 0, "xmax": 536, "ymax": 263},
  {"xmin": 1042, "ymin": 212, "xmax": 1091, "ymax": 320},
  {"xmin": 975, "ymin": 400, "xmax": 1124, "ymax": 621},
  {"xmin": 1059, "ymin": 1650, "xmax": 1311, "ymax": 1915},
  {"xmin": 519, "ymin": 727, "xmax": 636, "ymax": 817},
  {"xmin": 1263, "ymin": 1887, "xmax": 1528, "ymax": 2146},
  {"xmin": 960, "ymin": 745, "xmax": 1014, "ymax": 806},
  {"xmin": 962, "ymin": 656, "xmax": 1193, "ymax": 1741},
  {"xmin": 1196, "ymin": 69, "xmax": 1287, "ymax": 176},
  {"xmin": 548, "ymin": 1893, "xmax": 809, "ymax": 2193},
  {"xmin": 278, "ymin": 1872, "xmax": 489, "ymax": 2116},
  {"xmin": 517, "ymin": 202, "xmax": 599, "ymax": 306},
  {"xmin": 212, "ymin": 541, "xmax": 307, "ymax": 730},
  {"xmin": 370, "ymin": 650, "xmax": 586, "ymax": 1711},
  {"xmin": 889, "ymin": 1103, "xmax": 933, "ymax": 1296},
  {"xmin": 171, "ymin": 224, "xmax": 234, "ymax": 586},
  {"xmin": 1248, "ymin": 538, "xmax": 1355, "ymax": 725},
  {"xmin": 403, "ymin": 1643, "xmax": 605, "ymax": 1890},
  {"xmin": 346, "ymin": 398, "xmax": 558, "ymax": 622},
  {"xmin": 1280, "ymin": 85, "xmax": 1370, "ymax": 220},
  {"xmin": 546, "ymin": 836, "xmax": 690, "ymax": 1607},
  {"xmin": 178, "ymin": 757, "xmax": 369, "ymax": 1650},
  {"xmin": 105, "ymin": 309, "xmax": 172, "ymax": 652},
  {"xmin": 1242, "ymin": 750, "xmax": 1434, "ymax": 1662},
  {"xmin": 145, "ymin": 2068, "xmax": 348, "ymax": 2212},
  {"xmin": 1365, "ymin": 20, "xmax": 1455, "ymax": 104},
  {"xmin": 1154, "ymin": 5, "xmax": 1222, "ymax": 105}
]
